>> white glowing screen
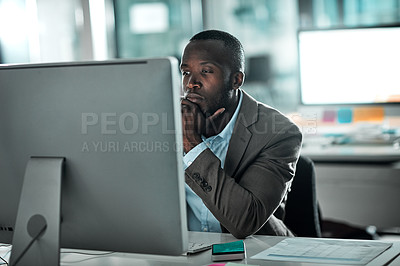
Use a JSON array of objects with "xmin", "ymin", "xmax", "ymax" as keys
[
  {"xmin": 298, "ymin": 27, "xmax": 400, "ymax": 105},
  {"xmin": 129, "ymin": 2, "xmax": 169, "ymax": 34}
]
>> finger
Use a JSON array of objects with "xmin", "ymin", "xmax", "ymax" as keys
[
  {"xmin": 181, "ymin": 98, "xmax": 199, "ymax": 107},
  {"xmin": 181, "ymin": 99, "xmax": 203, "ymax": 116},
  {"xmin": 181, "ymin": 99, "xmax": 194, "ymax": 112},
  {"xmin": 208, "ymin": 107, "xmax": 225, "ymax": 121}
]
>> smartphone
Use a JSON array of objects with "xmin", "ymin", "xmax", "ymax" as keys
[{"xmin": 211, "ymin": 240, "xmax": 245, "ymax": 262}]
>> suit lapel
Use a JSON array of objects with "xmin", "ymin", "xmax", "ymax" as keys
[
  {"xmin": 225, "ymin": 91, "xmax": 258, "ymax": 177},
  {"xmin": 225, "ymin": 123, "xmax": 251, "ymax": 177}
]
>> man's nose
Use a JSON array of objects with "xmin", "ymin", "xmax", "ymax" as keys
[{"xmin": 186, "ymin": 74, "xmax": 201, "ymax": 90}]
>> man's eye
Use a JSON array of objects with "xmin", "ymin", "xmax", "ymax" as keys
[
  {"xmin": 202, "ymin": 69, "xmax": 213, "ymax": 74},
  {"xmin": 181, "ymin": 71, "xmax": 189, "ymax": 76}
]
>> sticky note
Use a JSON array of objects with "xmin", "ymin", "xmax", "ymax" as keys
[
  {"xmin": 337, "ymin": 108, "xmax": 353, "ymax": 123},
  {"xmin": 213, "ymin": 240, "xmax": 244, "ymax": 253},
  {"xmin": 353, "ymin": 107, "xmax": 384, "ymax": 122},
  {"xmin": 322, "ymin": 110, "xmax": 336, "ymax": 123},
  {"xmin": 226, "ymin": 263, "xmax": 259, "ymax": 266}
]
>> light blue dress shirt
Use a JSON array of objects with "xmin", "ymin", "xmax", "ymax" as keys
[{"xmin": 183, "ymin": 91, "xmax": 243, "ymax": 232}]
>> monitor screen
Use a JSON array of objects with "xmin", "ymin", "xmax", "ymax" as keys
[
  {"xmin": 298, "ymin": 25, "xmax": 400, "ymax": 105},
  {"xmin": 0, "ymin": 58, "xmax": 187, "ymax": 259}
]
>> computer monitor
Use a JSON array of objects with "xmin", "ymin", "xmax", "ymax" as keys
[
  {"xmin": 298, "ymin": 24, "xmax": 400, "ymax": 105},
  {"xmin": 0, "ymin": 58, "xmax": 187, "ymax": 264}
]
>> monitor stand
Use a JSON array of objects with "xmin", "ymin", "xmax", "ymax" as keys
[{"xmin": 10, "ymin": 157, "xmax": 64, "ymax": 266}]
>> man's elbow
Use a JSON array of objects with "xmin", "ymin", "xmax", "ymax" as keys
[
  {"xmin": 228, "ymin": 223, "xmax": 262, "ymax": 239},
  {"xmin": 230, "ymin": 230, "xmax": 252, "ymax": 239}
]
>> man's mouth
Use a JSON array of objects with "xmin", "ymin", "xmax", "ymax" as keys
[{"xmin": 184, "ymin": 93, "xmax": 204, "ymax": 104}]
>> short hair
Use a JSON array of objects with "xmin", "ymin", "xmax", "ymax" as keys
[{"xmin": 190, "ymin": 30, "xmax": 245, "ymax": 72}]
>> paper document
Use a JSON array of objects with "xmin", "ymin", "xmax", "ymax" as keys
[
  {"xmin": 251, "ymin": 238, "xmax": 392, "ymax": 265},
  {"xmin": 0, "ymin": 244, "xmax": 11, "ymax": 264}
]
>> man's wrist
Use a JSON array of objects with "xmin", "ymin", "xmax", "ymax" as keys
[
  {"xmin": 184, "ymin": 143, "xmax": 199, "ymax": 153},
  {"xmin": 183, "ymin": 136, "xmax": 203, "ymax": 153},
  {"xmin": 183, "ymin": 142, "xmax": 208, "ymax": 169}
]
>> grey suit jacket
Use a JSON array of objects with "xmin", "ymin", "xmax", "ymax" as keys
[{"xmin": 185, "ymin": 90, "xmax": 302, "ymax": 238}]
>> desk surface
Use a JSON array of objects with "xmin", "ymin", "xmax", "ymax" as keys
[
  {"xmin": 1, "ymin": 232, "xmax": 399, "ymax": 265},
  {"xmin": 301, "ymin": 143, "xmax": 400, "ymax": 162},
  {"xmin": 56, "ymin": 232, "xmax": 400, "ymax": 266}
]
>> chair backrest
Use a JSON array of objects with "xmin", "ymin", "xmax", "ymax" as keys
[{"xmin": 284, "ymin": 155, "xmax": 321, "ymax": 237}]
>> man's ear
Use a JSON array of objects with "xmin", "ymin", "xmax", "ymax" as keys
[{"xmin": 232, "ymin": 71, "xmax": 245, "ymax": 89}]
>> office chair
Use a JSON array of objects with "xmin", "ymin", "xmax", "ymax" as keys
[{"xmin": 284, "ymin": 155, "xmax": 322, "ymax": 237}]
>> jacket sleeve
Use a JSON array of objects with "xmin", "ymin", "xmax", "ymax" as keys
[{"xmin": 185, "ymin": 121, "xmax": 302, "ymax": 239}]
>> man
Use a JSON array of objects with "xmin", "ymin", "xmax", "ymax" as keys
[{"xmin": 180, "ymin": 30, "xmax": 302, "ymax": 239}]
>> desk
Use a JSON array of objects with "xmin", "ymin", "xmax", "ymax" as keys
[
  {"xmin": 59, "ymin": 232, "xmax": 400, "ymax": 265},
  {"xmin": 301, "ymin": 143, "xmax": 400, "ymax": 229},
  {"xmin": 1, "ymin": 232, "xmax": 399, "ymax": 265},
  {"xmin": 301, "ymin": 144, "xmax": 400, "ymax": 163}
]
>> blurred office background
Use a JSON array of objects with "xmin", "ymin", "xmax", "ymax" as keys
[
  {"xmin": 1, "ymin": 0, "xmax": 400, "ymax": 238},
  {"xmin": 1, "ymin": 0, "xmax": 400, "ymax": 113}
]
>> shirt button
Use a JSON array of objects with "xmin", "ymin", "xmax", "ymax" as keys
[{"xmin": 187, "ymin": 161, "xmax": 192, "ymax": 166}]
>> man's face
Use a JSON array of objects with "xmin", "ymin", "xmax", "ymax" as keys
[{"xmin": 180, "ymin": 40, "xmax": 235, "ymax": 117}]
